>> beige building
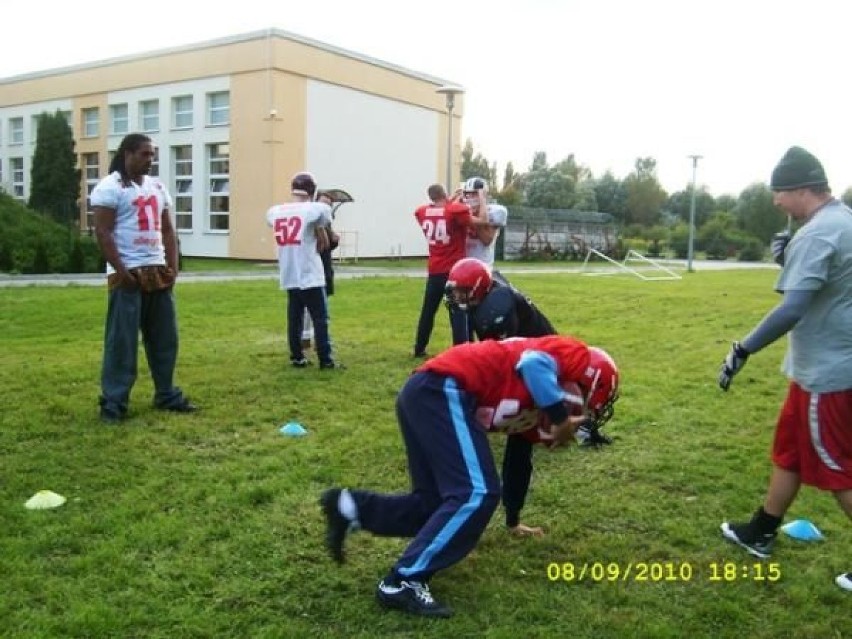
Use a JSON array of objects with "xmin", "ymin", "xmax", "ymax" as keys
[{"xmin": 0, "ymin": 29, "xmax": 464, "ymax": 260}]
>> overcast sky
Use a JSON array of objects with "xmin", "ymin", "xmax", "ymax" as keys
[{"xmin": 3, "ymin": 0, "xmax": 849, "ymax": 196}]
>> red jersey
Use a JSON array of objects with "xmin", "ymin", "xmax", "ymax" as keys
[
  {"xmin": 418, "ymin": 336, "xmax": 591, "ymax": 438},
  {"xmin": 414, "ymin": 201, "xmax": 472, "ymax": 274}
]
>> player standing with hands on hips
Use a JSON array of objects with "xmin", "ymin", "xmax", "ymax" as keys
[
  {"xmin": 92, "ymin": 133, "xmax": 197, "ymax": 423},
  {"xmin": 717, "ymin": 146, "xmax": 852, "ymax": 592}
]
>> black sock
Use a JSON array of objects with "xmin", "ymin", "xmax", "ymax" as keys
[{"xmin": 750, "ymin": 507, "xmax": 783, "ymax": 536}]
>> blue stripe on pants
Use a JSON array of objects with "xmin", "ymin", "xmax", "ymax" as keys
[{"xmin": 397, "ymin": 377, "xmax": 487, "ymax": 577}]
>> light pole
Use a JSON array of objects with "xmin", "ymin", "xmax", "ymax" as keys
[
  {"xmin": 687, "ymin": 154, "xmax": 703, "ymax": 272},
  {"xmin": 436, "ymin": 85, "xmax": 465, "ymax": 191}
]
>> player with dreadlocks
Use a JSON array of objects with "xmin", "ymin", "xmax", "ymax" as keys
[{"xmin": 91, "ymin": 133, "xmax": 197, "ymax": 423}]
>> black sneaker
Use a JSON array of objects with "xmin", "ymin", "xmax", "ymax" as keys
[
  {"xmin": 291, "ymin": 357, "xmax": 310, "ymax": 368},
  {"xmin": 376, "ymin": 579, "xmax": 453, "ymax": 618},
  {"xmin": 99, "ymin": 407, "xmax": 125, "ymax": 424},
  {"xmin": 720, "ymin": 521, "xmax": 776, "ymax": 559},
  {"xmin": 156, "ymin": 398, "xmax": 198, "ymax": 413},
  {"xmin": 836, "ymin": 573, "xmax": 852, "ymax": 591},
  {"xmin": 319, "ymin": 361, "xmax": 346, "ymax": 370},
  {"xmin": 412, "ymin": 351, "xmax": 429, "ymax": 359},
  {"xmin": 320, "ymin": 488, "xmax": 353, "ymax": 563}
]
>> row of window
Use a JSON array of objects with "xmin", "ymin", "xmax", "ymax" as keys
[
  {"xmin": 1, "ymin": 92, "xmax": 229, "ymax": 144},
  {"xmin": 2, "ymin": 142, "xmax": 231, "ymax": 232}
]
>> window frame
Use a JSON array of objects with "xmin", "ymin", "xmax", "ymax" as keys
[
  {"xmin": 206, "ymin": 143, "xmax": 230, "ymax": 232},
  {"xmin": 206, "ymin": 91, "xmax": 230, "ymax": 127},
  {"xmin": 172, "ymin": 95, "xmax": 194, "ymax": 129},
  {"xmin": 110, "ymin": 103, "xmax": 129, "ymax": 135},
  {"xmin": 82, "ymin": 108, "xmax": 100, "ymax": 138}
]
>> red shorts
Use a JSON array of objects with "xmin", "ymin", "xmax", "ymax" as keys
[{"xmin": 772, "ymin": 382, "xmax": 852, "ymax": 490}]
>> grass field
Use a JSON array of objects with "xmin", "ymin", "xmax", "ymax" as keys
[{"xmin": 1, "ymin": 270, "xmax": 848, "ymax": 638}]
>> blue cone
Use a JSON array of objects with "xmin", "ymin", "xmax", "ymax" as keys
[
  {"xmin": 280, "ymin": 422, "xmax": 308, "ymax": 437},
  {"xmin": 780, "ymin": 519, "xmax": 824, "ymax": 541}
]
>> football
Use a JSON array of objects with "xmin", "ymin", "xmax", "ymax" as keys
[{"xmin": 529, "ymin": 382, "xmax": 585, "ymax": 443}]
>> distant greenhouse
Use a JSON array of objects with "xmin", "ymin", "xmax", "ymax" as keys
[{"xmin": 501, "ymin": 207, "xmax": 618, "ymax": 260}]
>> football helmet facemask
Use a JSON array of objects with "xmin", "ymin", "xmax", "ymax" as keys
[{"xmin": 579, "ymin": 347, "xmax": 620, "ymax": 430}]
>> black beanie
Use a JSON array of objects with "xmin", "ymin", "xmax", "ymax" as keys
[{"xmin": 770, "ymin": 146, "xmax": 828, "ymax": 191}]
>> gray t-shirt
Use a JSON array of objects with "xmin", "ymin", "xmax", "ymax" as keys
[{"xmin": 775, "ymin": 200, "xmax": 852, "ymax": 392}]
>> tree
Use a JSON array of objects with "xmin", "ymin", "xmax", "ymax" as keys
[
  {"xmin": 523, "ymin": 152, "xmax": 576, "ymax": 209},
  {"xmin": 28, "ymin": 111, "xmax": 80, "ymax": 225},
  {"xmin": 666, "ymin": 186, "xmax": 715, "ymax": 227},
  {"xmin": 460, "ymin": 138, "xmax": 495, "ymax": 187},
  {"xmin": 714, "ymin": 194, "xmax": 737, "ymax": 212},
  {"xmin": 734, "ymin": 182, "xmax": 784, "ymax": 244},
  {"xmin": 573, "ymin": 179, "xmax": 598, "ymax": 211},
  {"xmin": 624, "ymin": 157, "xmax": 667, "ymax": 226},
  {"xmin": 594, "ymin": 171, "xmax": 628, "ymax": 222},
  {"xmin": 840, "ymin": 187, "xmax": 852, "ymax": 208}
]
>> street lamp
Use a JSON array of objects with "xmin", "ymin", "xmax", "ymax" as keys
[
  {"xmin": 436, "ymin": 85, "xmax": 465, "ymax": 191},
  {"xmin": 687, "ymin": 154, "xmax": 703, "ymax": 272}
]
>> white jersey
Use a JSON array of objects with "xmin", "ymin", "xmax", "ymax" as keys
[
  {"xmin": 90, "ymin": 171, "xmax": 173, "ymax": 273},
  {"xmin": 466, "ymin": 204, "xmax": 508, "ymax": 266},
  {"xmin": 266, "ymin": 201, "xmax": 332, "ymax": 290}
]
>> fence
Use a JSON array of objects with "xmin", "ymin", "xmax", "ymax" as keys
[{"xmin": 502, "ymin": 207, "xmax": 618, "ymax": 261}]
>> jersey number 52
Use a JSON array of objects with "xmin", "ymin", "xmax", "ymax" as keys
[{"xmin": 274, "ymin": 217, "xmax": 303, "ymax": 246}]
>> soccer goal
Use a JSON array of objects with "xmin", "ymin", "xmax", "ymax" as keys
[{"xmin": 581, "ymin": 248, "xmax": 682, "ymax": 281}]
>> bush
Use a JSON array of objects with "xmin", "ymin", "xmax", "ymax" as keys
[
  {"xmin": 738, "ymin": 236, "xmax": 766, "ymax": 262},
  {"xmin": 0, "ymin": 193, "xmax": 102, "ymax": 274}
]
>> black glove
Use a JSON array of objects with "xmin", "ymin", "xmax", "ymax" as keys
[
  {"xmin": 576, "ymin": 421, "xmax": 613, "ymax": 448},
  {"xmin": 771, "ymin": 230, "xmax": 791, "ymax": 267},
  {"xmin": 718, "ymin": 341, "xmax": 749, "ymax": 391}
]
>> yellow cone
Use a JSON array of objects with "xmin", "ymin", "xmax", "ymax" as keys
[{"xmin": 24, "ymin": 490, "xmax": 67, "ymax": 510}]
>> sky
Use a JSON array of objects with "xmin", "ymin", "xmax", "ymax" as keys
[{"xmin": 3, "ymin": 0, "xmax": 849, "ymax": 196}]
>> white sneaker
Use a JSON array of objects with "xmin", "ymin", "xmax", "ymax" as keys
[{"xmin": 835, "ymin": 572, "xmax": 852, "ymax": 591}]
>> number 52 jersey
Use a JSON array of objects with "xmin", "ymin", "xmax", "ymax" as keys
[
  {"xmin": 265, "ymin": 201, "xmax": 332, "ymax": 290},
  {"xmin": 90, "ymin": 172, "xmax": 173, "ymax": 272}
]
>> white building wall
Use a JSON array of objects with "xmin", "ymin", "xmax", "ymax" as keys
[
  {"xmin": 306, "ymin": 80, "xmax": 437, "ymax": 259},
  {"xmin": 108, "ymin": 78, "xmax": 231, "ymax": 258}
]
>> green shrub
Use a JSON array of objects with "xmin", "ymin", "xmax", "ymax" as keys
[
  {"xmin": 0, "ymin": 193, "xmax": 101, "ymax": 274},
  {"xmin": 738, "ymin": 236, "xmax": 766, "ymax": 262}
]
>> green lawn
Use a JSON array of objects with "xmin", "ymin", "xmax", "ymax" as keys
[{"xmin": 0, "ymin": 271, "xmax": 847, "ymax": 638}]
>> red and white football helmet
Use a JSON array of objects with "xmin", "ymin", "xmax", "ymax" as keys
[
  {"xmin": 445, "ymin": 258, "xmax": 493, "ymax": 309},
  {"xmin": 579, "ymin": 347, "xmax": 620, "ymax": 429}
]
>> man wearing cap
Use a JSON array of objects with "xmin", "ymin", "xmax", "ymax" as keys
[{"xmin": 716, "ymin": 146, "xmax": 852, "ymax": 592}]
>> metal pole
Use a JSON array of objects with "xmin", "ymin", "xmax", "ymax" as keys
[
  {"xmin": 445, "ymin": 93, "xmax": 455, "ymax": 191},
  {"xmin": 687, "ymin": 154, "xmax": 702, "ymax": 272},
  {"xmin": 436, "ymin": 86, "xmax": 464, "ymax": 192}
]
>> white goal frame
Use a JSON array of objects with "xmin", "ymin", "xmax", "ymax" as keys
[{"xmin": 580, "ymin": 249, "xmax": 682, "ymax": 281}]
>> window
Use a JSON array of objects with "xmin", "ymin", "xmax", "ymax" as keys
[
  {"xmin": 59, "ymin": 110, "xmax": 73, "ymax": 134},
  {"xmin": 149, "ymin": 146, "xmax": 160, "ymax": 177},
  {"xmin": 82, "ymin": 108, "xmax": 99, "ymax": 137},
  {"xmin": 207, "ymin": 92, "xmax": 230, "ymax": 126},
  {"xmin": 82, "ymin": 153, "xmax": 99, "ymax": 228},
  {"xmin": 10, "ymin": 117, "xmax": 23, "ymax": 145},
  {"xmin": 110, "ymin": 104, "xmax": 129, "ymax": 135},
  {"xmin": 172, "ymin": 145, "xmax": 193, "ymax": 231},
  {"xmin": 140, "ymin": 100, "xmax": 159, "ymax": 132},
  {"xmin": 172, "ymin": 96, "xmax": 193, "ymax": 129},
  {"xmin": 207, "ymin": 143, "xmax": 229, "ymax": 231},
  {"xmin": 10, "ymin": 157, "xmax": 24, "ymax": 198}
]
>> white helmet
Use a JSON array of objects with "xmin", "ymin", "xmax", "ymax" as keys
[{"xmin": 463, "ymin": 176, "xmax": 488, "ymax": 193}]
